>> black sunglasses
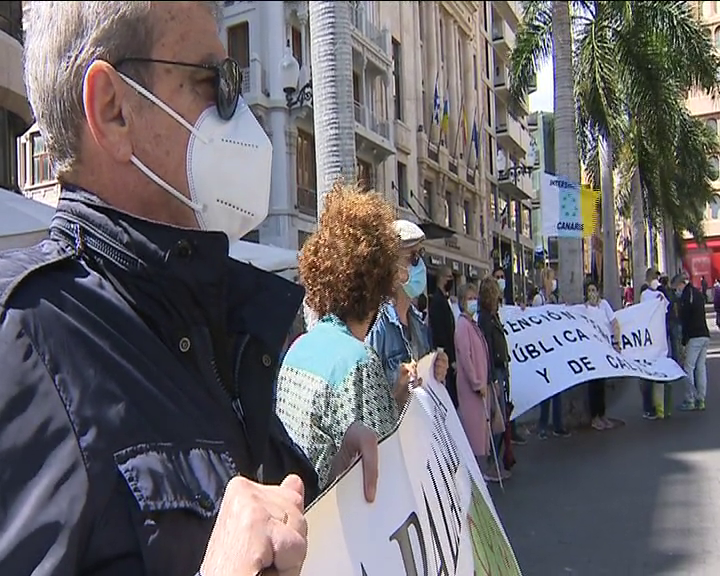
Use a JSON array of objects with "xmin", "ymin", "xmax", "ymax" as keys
[{"xmin": 113, "ymin": 57, "xmax": 242, "ymax": 121}]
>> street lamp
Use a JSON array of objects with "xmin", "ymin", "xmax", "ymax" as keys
[{"xmin": 280, "ymin": 40, "xmax": 313, "ymax": 109}]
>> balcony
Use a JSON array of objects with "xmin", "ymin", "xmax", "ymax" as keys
[
  {"xmin": 297, "ymin": 187, "xmax": 317, "ymax": 218},
  {"xmin": 0, "ymin": 2, "xmax": 32, "ymax": 123},
  {"xmin": 492, "ymin": 20, "xmax": 515, "ymax": 61},
  {"xmin": 353, "ymin": 101, "xmax": 395, "ymax": 161},
  {"xmin": 493, "ymin": 0, "xmax": 521, "ymax": 29},
  {"xmin": 528, "ymin": 112, "xmax": 538, "ymax": 128},
  {"xmin": 493, "ymin": 67, "xmax": 511, "ymax": 102},
  {"xmin": 496, "ymin": 113, "xmax": 530, "ymax": 157},
  {"xmin": 351, "ymin": 6, "xmax": 392, "ymax": 70},
  {"xmin": 499, "ymin": 165, "xmax": 534, "ymax": 201},
  {"xmin": 527, "ymin": 72, "xmax": 537, "ymax": 95},
  {"xmin": 238, "ymin": 55, "xmax": 268, "ymax": 103}
]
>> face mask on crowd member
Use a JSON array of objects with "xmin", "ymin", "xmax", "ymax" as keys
[
  {"xmin": 552, "ymin": 279, "xmax": 558, "ymax": 292},
  {"xmin": 118, "ymin": 68, "xmax": 272, "ymax": 242},
  {"xmin": 650, "ymin": 279, "xmax": 660, "ymax": 290},
  {"xmin": 403, "ymin": 258, "xmax": 427, "ymax": 299}
]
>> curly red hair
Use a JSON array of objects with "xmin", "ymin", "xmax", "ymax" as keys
[{"xmin": 299, "ymin": 183, "xmax": 400, "ymax": 323}]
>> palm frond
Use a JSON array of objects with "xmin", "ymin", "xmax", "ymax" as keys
[{"xmin": 509, "ymin": 0, "xmax": 552, "ymax": 102}]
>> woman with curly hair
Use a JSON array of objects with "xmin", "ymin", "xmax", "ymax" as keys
[{"xmin": 275, "ymin": 184, "xmax": 401, "ymax": 490}]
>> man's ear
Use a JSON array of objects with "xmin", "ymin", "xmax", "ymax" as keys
[{"xmin": 83, "ymin": 60, "xmax": 134, "ymax": 162}]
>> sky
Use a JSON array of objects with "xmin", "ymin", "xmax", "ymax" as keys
[{"xmin": 529, "ymin": 60, "xmax": 554, "ymax": 113}]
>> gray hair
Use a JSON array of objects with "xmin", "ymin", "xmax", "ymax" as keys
[
  {"xmin": 456, "ymin": 283, "xmax": 478, "ymax": 306},
  {"xmin": 671, "ymin": 273, "xmax": 687, "ymax": 288},
  {"xmin": 23, "ymin": 1, "xmax": 221, "ymax": 177}
]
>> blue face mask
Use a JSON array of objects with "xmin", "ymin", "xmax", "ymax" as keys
[
  {"xmin": 466, "ymin": 298, "xmax": 478, "ymax": 315},
  {"xmin": 403, "ymin": 259, "xmax": 427, "ymax": 299}
]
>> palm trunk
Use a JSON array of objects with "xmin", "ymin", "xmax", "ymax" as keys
[
  {"xmin": 600, "ymin": 135, "xmax": 620, "ymax": 310},
  {"xmin": 552, "ymin": 0, "xmax": 584, "ymax": 305},
  {"xmin": 630, "ymin": 168, "xmax": 646, "ymax": 301},
  {"xmin": 663, "ymin": 218, "xmax": 677, "ymax": 275},
  {"xmin": 309, "ymin": 1, "xmax": 357, "ymax": 218}
]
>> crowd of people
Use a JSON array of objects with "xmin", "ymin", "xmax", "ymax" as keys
[{"xmin": 3, "ymin": 3, "xmax": 716, "ymax": 575}]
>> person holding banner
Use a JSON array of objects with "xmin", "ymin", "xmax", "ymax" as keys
[
  {"xmin": 455, "ymin": 283, "xmax": 508, "ymax": 482},
  {"xmin": 584, "ymin": 281, "xmax": 621, "ymax": 430},
  {"xmin": 366, "ymin": 220, "xmax": 449, "ymax": 409},
  {"xmin": 533, "ymin": 268, "xmax": 570, "ymax": 439},
  {"xmin": 275, "ymin": 186, "xmax": 401, "ymax": 491}
]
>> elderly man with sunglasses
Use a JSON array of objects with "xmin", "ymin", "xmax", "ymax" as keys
[
  {"xmin": 367, "ymin": 220, "xmax": 449, "ymax": 408},
  {"xmin": 0, "ymin": 3, "xmax": 380, "ymax": 576}
]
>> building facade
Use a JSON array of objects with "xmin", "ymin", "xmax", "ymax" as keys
[
  {"xmin": 0, "ymin": 1, "xmax": 32, "ymax": 192},
  {"xmin": 17, "ymin": 1, "xmax": 534, "ymax": 295},
  {"xmin": 683, "ymin": 1, "xmax": 720, "ymax": 285}
]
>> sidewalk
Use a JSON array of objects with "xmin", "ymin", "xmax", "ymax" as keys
[{"xmin": 492, "ymin": 318, "xmax": 720, "ymax": 575}]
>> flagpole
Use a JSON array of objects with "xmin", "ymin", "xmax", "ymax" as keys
[{"xmin": 452, "ymin": 91, "xmax": 465, "ymax": 158}]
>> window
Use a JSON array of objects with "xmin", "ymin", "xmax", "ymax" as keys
[
  {"xmin": 710, "ymin": 195, "xmax": 720, "ymax": 219},
  {"xmin": 715, "ymin": 27, "xmax": 720, "ymax": 51},
  {"xmin": 439, "ymin": 20, "xmax": 445, "ymax": 62},
  {"xmin": 498, "ymin": 196, "xmax": 508, "ymax": 224},
  {"xmin": 490, "ymin": 185, "xmax": 498, "ymax": 220},
  {"xmin": 31, "ymin": 133, "xmax": 53, "ymax": 185},
  {"xmin": 353, "ymin": 71, "xmax": 361, "ymax": 103},
  {"xmin": 396, "ymin": 161, "xmax": 408, "ymax": 205},
  {"xmin": 357, "ymin": 158, "xmax": 374, "ymax": 191},
  {"xmin": 473, "ymin": 54, "xmax": 478, "ymax": 90},
  {"xmin": 463, "ymin": 200, "xmax": 472, "ymax": 234},
  {"xmin": 485, "ymin": 86, "xmax": 492, "ymax": 127},
  {"xmin": 418, "ymin": 3, "xmax": 425, "ymax": 42},
  {"xmin": 457, "ymin": 37, "xmax": 463, "ymax": 83},
  {"xmin": 522, "ymin": 206, "xmax": 531, "ymax": 237},
  {"xmin": 227, "ymin": 22, "xmax": 250, "ymax": 68},
  {"xmin": 298, "ymin": 230, "xmax": 312, "ymax": 248},
  {"xmin": 485, "ymin": 41, "xmax": 491, "ymax": 79},
  {"xmin": 291, "ymin": 26, "xmax": 303, "ymax": 67},
  {"xmin": 297, "ymin": 130, "xmax": 316, "ymax": 188},
  {"xmin": 710, "ymin": 156, "xmax": 720, "ymax": 181},
  {"xmin": 422, "ymin": 180, "xmax": 433, "ymax": 219},
  {"xmin": 444, "ymin": 192, "xmax": 453, "ymax": 228},
  {"xmin": 509, "ymin": 200, "xmax": 517, "ymax": 230},
  {"xmin": 708, "ymin": 118, "xmax": 718, "ymax": 133},
  {"xmin": 483, "ymin": 3, "xmax": 488, "ymax": 31},
  {"xmin": 392, "ymin": 38, "xmax": 403, "ymax": 121},
  {"xmin": 488, "ymin": 134, "xmax": 495, "ymax": 175}
]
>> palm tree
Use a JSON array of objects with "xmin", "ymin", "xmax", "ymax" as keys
[
  {"xmin": 309, "ymin": 1, "xmax": 357, "ymax": 216},
  {"xmin": 511, "ymin": 1, "xmax": 720, "ymax": 303}
]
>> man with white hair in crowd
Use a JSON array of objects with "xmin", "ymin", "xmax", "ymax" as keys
[{"xmin": 0, "ymin": 2, "xmax": 379, "ymax": 574}]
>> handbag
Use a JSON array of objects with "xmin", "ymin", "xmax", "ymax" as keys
[{"xmin": 488, "ymin": 381, "xmax": 506, "ymax": 436}]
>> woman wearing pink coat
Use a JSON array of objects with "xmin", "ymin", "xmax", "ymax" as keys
[{"xmin": 454, "ymin": 283, "xmax": 506, "ymax": 482}]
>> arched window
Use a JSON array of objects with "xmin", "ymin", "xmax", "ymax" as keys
[
  {"xmin": 710, "ymin": 156, "xmax": 720, "ymax": 181},
  {"xmin": 714, "ymin": 27, "xmax": 720, "ymax": 50},
  {"xmin": 710, "ymin": 195, "xmax": 720, "ymax": 219},
  {"xmin": 708, "ymin": 118, "xmax": 718, "ymax": 133}
]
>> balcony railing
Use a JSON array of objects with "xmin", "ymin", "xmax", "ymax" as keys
[
  {"xmin": 351, "ymin": 7, "xmax": 390, "ymax": 54},
  {"xmin": 354, "ymin": 102, "xmax": 391, "ymax": 140}
]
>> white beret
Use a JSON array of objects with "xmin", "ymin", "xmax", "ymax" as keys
[{"xmin": 393, "ymin": 219, "xmax": 425, "ymax": 248}]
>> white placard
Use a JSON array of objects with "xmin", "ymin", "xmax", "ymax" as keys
[
  {"xmin": 301, "ymin": 354, "xmax": 522, "ymax": 575},
  {"xmin": 500, "ymin": 300, "xmax": 685, "ymax": 418}
]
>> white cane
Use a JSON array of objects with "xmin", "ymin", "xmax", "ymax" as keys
[{"xmin": 485, "ymin": 393, "xmax": 505, "ymax": 492}]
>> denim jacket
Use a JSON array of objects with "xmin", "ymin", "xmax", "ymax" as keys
[{"xmin": 366, "ymin": 301, "xmax": 432, "ymax": 391}]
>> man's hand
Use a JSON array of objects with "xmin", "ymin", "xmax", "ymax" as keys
[
  {"xmin": 200, "ymin": 475, "xmax": 307, "ymax": 576},
  {"xmin": 433, "ymin": 350, "xmax": 449, "ymax": 383},
  {"xmin": 397, "ymin": 361, "xmax": 417, "ymax": 389},
  {"xmin": 330, "ymin": 422, "xmax": 379, "ymax": 503}
]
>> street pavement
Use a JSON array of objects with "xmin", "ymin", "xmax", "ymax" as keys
[{"xmin": 492, "ymin": 308, "xmax": 720, "ymax": 576}]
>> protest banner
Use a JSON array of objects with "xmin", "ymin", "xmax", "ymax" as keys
[
  {"xmin": 540, "ymin": 173, "xmax": 599, "ymax": 238},
  {"xmin": 500, "ymin": 300, "xmax": 686, "ymax": 418},
  {"xmin": 301, "ymin": 353, "xmax": 522, "ymax": 576}
]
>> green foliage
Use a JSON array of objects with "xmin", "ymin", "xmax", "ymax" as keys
[{"xmin": 510, "ymin": 0, "xmax": 720, "ymax": 239}]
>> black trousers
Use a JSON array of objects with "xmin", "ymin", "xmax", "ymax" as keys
[{"xmin": 588, "ymin": 379, "xmax": 606, "ymax": 418}]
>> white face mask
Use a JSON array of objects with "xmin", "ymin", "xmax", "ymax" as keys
[
  {"xmin": 118, "ymin": 73, "xmax": 272, "ymax": 242},
  {"xmin": 551, "ymin": 279, "xmax": 558, "ymax": 292},
  {"xmin": 497, "ymin": 278, "xmax": 506, "ymax": 292},
  {"xmin": 650, "ymin": 279, "xmax": 660, "ymax": 290}
]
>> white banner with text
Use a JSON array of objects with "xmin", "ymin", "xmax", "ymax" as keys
[
  {"xmin": 500, "ymin": 300, "xmax": 686, "ymax": 419},
  {"xmin": 301, "ymin": 354, "xmax": 522, "ymax": 576}
]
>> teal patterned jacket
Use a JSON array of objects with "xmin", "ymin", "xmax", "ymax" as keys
[{"xmin": 275, "ymin": 315, "xmax": 399, "ymax": 489}]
